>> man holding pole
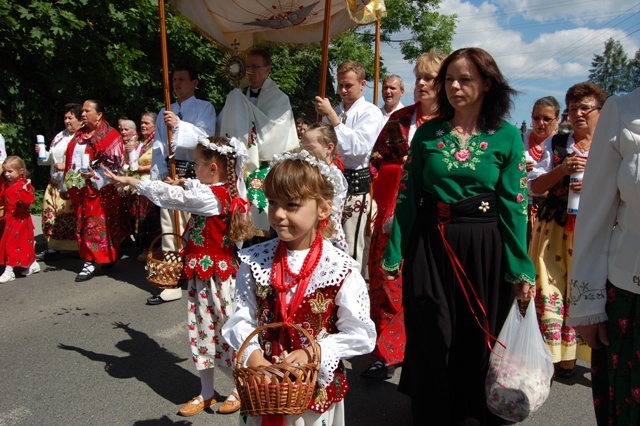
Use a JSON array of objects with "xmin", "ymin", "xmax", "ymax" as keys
[
  {"xmin": 147, "ymin": 65, "xmax": 217, "ymax": 305},
  {"xmin": 314, "ymin": 60, "xmax": 383, "ymax": 278}
]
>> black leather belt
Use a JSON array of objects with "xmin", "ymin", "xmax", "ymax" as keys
[
  {"xmin": 174, "ymin": 159, "xmax": 196, "ymax": 179},
  {"xmin": 343, "ymin": 168, "xmax": 371, "ymax": 194}
]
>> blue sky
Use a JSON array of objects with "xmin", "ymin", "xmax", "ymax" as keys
[{"xmin": 365, "ymin": 0, "xmax": 640, "ymax": 128}]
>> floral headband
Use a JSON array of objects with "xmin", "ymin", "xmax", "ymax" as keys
[
  {"xmin": 269, "ymin": 149, "xmax": 342, "ymax": 197},
  {"xmin": 197, "ymin": 135, "xmax": 249, "ymax": 207}
]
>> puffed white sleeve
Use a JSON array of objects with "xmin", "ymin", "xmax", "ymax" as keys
[
  {"xmin": 136, "ymin": 179, "xmax": 221, "ymax": 216},
  {"xmin": 333, "ymin": 107, "xmax": 383, "ymax": 167},
  {"xmin": 315, "ymin": 269, "xmax": 376, "ymax": 387},
  {"xmin": 221, "ymin": 262, "xmax": 262, "ymax": 367}
]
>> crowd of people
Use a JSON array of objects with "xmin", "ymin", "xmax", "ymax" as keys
[{"xmin": 0, "ymin": 45, "xmax": 638, "ymax": 426}]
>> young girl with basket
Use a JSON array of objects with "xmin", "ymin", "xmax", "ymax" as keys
[
  {"xmin": 222, "ymin": 150, "xmax": 376, "ymax": 426},
  {"xmin": 0, "ymin": 156, "xmax": 39, "ymax": 283},
  {"xmin": 106, "ymin": 136, "xmax": 254, "ymax": 416}
]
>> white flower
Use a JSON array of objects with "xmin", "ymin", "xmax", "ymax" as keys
[
  {"xmin": 478, "ymin": 201, "xmax": 490, "ymax": 212},
  {"xmin": 436, "ymin": 129, "xmax": 445, "ymax": 137}
]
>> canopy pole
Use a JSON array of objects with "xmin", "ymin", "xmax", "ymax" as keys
[
  {"xmin": 158, "ymin": 0, "xmax": 181, "ymax": 246},
  {"xmin": 317, "ymin": 0, "xmax": 332, "ymax": 121},
  {"xmin": 373, "ymin": 19, "xmax": 381, "ymax": 106}
]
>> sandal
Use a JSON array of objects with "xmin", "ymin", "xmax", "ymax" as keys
[{"xmin": 75, "ymin": 263, "xmax": 95, "ymax": 282}]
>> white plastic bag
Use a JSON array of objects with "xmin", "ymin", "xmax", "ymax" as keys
[{"xmin": 485, "ymin": 299, "xmax": 554, "ymax": 422}]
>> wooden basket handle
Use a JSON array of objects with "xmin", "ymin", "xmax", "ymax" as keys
[
  {"xmin": 235, "ymin": 321, "xmax": 320, "ymax": 369},
  {"xmin": 148, "ymin": 232, "xmax": 188, "ymax": 260}
]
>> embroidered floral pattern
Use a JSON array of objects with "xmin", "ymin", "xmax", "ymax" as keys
[{"xmin": 437, "ymin": 131, "xmax": 489, "ymax": 171}]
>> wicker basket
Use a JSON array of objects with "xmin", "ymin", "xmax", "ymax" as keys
[
  {"xmin": 234, "ymin": 322, "xmax": 320, "ymax": 416},
  {"xmin": 146, "ymin": 233, "xmax": 186, "ymax": 289}
]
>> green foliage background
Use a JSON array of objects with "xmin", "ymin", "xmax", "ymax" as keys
[
  {"xmin": 589, "ymin": 38, "xmax": 640, "ymax": 98},
  {"xmin": 0, "ymin": 0, "xmax": 454, "ymax": 197}
]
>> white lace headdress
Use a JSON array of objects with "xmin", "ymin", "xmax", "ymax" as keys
[
  {"xmin": 269, "ymin": 149, "xmax": 341, "ymax": 197},
  {"xmin": 198, "ymin": 135, "xmax": 249, "ymax": 201}
]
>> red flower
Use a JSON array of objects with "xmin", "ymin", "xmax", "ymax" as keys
[
  {"xmin": 612, "ymin": 353, "xmax": 620, "ymax": 368},
  {"xmin": 454, "ymin": 148, "xmax": 471, "ymax": 162},
  {"xmin": 437, "ymin": 141, "xmax": 445, "ymax": 149},
  {"xmin": 479, "ymin": 141, "xmax": 488, "ymax": 149},
  {"xmin": 619, "ymin": 318, "xmax": 629, "ymax": 334}
]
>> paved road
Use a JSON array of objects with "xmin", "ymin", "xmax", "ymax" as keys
[{"xmin": 0, "ymin": 216, "xmax": 595, "ymax": 425}]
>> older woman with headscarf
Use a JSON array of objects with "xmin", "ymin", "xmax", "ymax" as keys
[
  {"xmin": 363, "ymin": 48, "xmax": 447, "ymax": 382},
  {"xmin": 528, "ymin": 82, "xmax": 607, "ymax": 378},
  {"xmin": 35, "ymin": 103, "xmax": 83, "ymax": 261},
  {"xmin": 63, "ymin": 99, "xmax": 124, "ymax": 282}
]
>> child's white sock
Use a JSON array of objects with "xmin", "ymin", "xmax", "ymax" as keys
[{"xmin": 199, "ymin": 368, "xmax": 215, "ymax": 400}]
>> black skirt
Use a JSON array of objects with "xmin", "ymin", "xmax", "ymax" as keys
[{"xmin": 399, "ymin": 193, "xmax": 515, "ymax": 426}]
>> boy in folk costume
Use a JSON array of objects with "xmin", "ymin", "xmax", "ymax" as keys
[
  {"xmin": 314, "ymin": 60, "xmax": 384, "ymax": 278},
  {"xmin": 222, "ymin": 151, "xmax": 376, "ymax": 426}
]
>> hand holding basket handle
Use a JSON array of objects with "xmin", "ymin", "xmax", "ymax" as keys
[{"xmin": 234, "ymin": 322, "xmax": 320, "ymax": 416}]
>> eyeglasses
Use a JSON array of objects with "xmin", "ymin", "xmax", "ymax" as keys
[
  {"xmin": 246, "ymin": 65, "xmax": 266, "ymax": 71},
  {"xmin": 532, "ymin": 116, "xmax": 557, "ymax": 123},
  {"xmin": 568, "ymin": 104, "xmax": 601, "ymax": 114}
]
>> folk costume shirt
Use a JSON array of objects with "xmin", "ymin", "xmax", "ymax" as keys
[
  {"xmin": 150, "ymin": 96, "xmax": 217, "ymax": 180},
  {"xmin": 329, "ymin": 97, "xmax": 384, "ymax": 171},
  {"xmin": 37, "ymin": 129, "xmax": 74, "ymax": 183},
  {"xmin": 567, "ymin": 88, "xmax": 640, "ymax": 327},
  {"xmin": 382, "ymin": 119, "xmax": 535, "ymax": 285}
]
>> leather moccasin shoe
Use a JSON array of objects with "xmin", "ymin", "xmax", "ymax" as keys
[
  {"xmin": 178, "ymin": 396, "xmax": 216, "ymax": 417},
  {"xmin": 218, "ymin": 392, "xmax": 241, "ymax": 414}
]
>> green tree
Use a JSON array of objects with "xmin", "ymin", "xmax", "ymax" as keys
[
  {"xmin": 589, "ymin": 38, "xmax": 629, "ymax": 97},
  {"xmin": 626, "ymin": 49, "xmax": 640, "ymax": 93},
  {"xmin": 380, "ymin": 0, "xmax": 455, "ymax": 61},
  {"xmin": 0, "ymin": 0, "xmax": 226, "ymax": 187}
]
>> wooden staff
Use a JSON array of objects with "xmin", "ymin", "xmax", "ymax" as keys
[
  {"xmin": 158, "ymin": 0, "xmax": 181, "ymax": 248},
  {"xmin": 317, "ymin": 0, "xmax": 333, "ymax": 121},
  {"xmin": 373, "ymin": 19, "xmax": 381, "ymax": 105}
]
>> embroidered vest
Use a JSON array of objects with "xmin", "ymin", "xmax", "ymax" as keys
[
  {"xmin": 242, "ymin": 240, "xmax": 356, "ymax": 414},
  {"xmin": 183, "ymin": 184, "xmax": 237, "ymax": 281}
]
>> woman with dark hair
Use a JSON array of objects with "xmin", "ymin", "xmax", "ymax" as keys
[
  {"xmin": 36, "ymin": 103, "xmax": 83, "ymax": 261},
  {"xmin": 63, "ymin": 99, "xmax": 124, "ymax": 282},
  {"xmin": 528, "ymin": 82, "xmax": 606, "ymax": 378},
  {"xmin": 524, "ymin": 96, "xmax": 561, "ymax": 240},
  {"xmin": 381, "ymin": 47, "xmax": 535, "ymax": 424}
]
